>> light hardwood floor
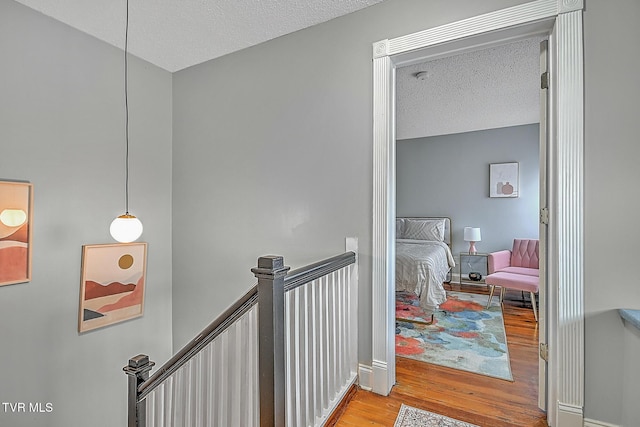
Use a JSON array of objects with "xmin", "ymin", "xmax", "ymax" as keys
[{"xmin": 333, "ymin": 284, "xmax": 548, "ymax": 427}]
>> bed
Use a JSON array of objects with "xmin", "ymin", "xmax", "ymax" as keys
[{"xmin": 396, "ymin": 217, "xmax": 455, "ymax": 316}]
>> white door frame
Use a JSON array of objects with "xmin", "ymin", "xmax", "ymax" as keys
[
  {"xmin": 370, "ymin": 1, "xmax": 584, "ymax": 426},
  {"xmin": 538, "ymin": 37, "xmax": 550, "ymax": 412}
]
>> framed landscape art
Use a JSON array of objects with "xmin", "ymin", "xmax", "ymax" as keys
[
  {"xmin": 0, "ymin": 180, "xmax": 34, "ymax": 286},
  {"xmin": 489, "ymin": 162, "xmax": 519, "ymax": 198},
  {"xmin": 78, "ymin": 242, "xmax": 147, "ymax": 332}
]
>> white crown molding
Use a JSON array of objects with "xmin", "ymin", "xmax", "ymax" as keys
[
  {"xmin": 383, "ymin": 0, "xmax": 557, "ymax": 59},
  {"xmin": 559, "ymin": 0, "xmax": 584, "ymax": 14},
  {"xmin": 372, "ymin": 40, "xmax": 388, "ymax": 59}
]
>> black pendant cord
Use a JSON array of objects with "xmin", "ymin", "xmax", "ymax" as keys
[{"xmin": 124, "ymin": 0, "xmax": 130, "ymax": 216}]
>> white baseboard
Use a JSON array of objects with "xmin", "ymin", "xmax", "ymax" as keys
[
  {"xmin": 557, "ymin": 402, "xmax": 583, "ymax": 427},
  {"xmin": 357, "ymin": 364, "xmax": 372, "ymax": 391},
  {"xmin": 371, "ymin": 360, "xmax": 393, "ymax": 396},
  {"xmin": 584, "ymin": 419, "xmax": 620, "ymax": 427}
]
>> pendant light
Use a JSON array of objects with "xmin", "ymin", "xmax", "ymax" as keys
[{"xmin": 110, "ymin": 0, "xmax": 143, "ymax": 243}]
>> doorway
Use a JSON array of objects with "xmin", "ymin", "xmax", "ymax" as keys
[
  {"xmin": 394, "ymin": 33, "xmax": 544, "ymax": 415},
  {"xmin": 370, "ymin": 2, "xmax": 585, "ymax": 426}
]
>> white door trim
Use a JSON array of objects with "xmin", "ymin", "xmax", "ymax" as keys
[
  {"xmin": 538, "ymin": 37, "xmax": 549, "ymax": 412},
  {"xmin": 371, "ymin": 1, "xmax": 584, "ymax": 426}
]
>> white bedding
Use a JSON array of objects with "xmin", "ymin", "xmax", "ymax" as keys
[{"xmin": 396, "ymin": 239, "xmax": 455, "ymax": 315}]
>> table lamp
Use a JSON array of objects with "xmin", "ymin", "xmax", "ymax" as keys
[{"xmin": 464, "ymin": 227, "xmax": 481, "ymax": 254}]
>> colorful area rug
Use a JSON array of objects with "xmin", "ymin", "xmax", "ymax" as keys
[
  {"xmin": 396, "ymin": 291, "xmax": 513, "ymax": 381},
  {"xmin": 394, "ymin": 404, "xmax": 479, "ymax": 427}
]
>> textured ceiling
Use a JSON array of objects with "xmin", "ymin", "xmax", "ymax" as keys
[
  {"xmin": 15, "ymin": 1, "xmax": 541, "ymax": 139},
  {"xmin": 14, "ymin": 0, "xmax": 384, "ymax": 72},
  {"xmin": 396, "ymin": 37, "xmax": 543, "ymax": 140}
]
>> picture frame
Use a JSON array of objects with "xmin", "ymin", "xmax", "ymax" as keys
[
  {"xmin": 78, "ymin": 242, "xmax": 147, "ymax": 332},
  {"xmin": 0, "ymin": 180, "xmax": 34, "ymax": 286},
  {"xmin": 489, "ymin": 162, "xmax": 519, "ymax": 198}
]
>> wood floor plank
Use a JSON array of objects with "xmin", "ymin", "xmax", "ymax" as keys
[{"xmin": 334, "ymin": 285, "xmax": 548, "ymax": 427}]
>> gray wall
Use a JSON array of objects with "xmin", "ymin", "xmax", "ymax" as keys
[
  {"xmin": 584, "ymin": 0, "xmax": 640, "ymax": 424},
  {"xmin": 397, "ymin": 124, "xmax": 540, "ymax": 258},
  {"xmin": 2, "ymin": 0, "xmax": 638, "ymax": 426},
  {"xmin": 173, "ymin": 0, "xmax": 640, "ymax": 425},
  {"xmin": 0, "ymin": 2, "xmax": 173, "ymax": 426},
  {"xmin": 171, "ymin": 0, "xmax": 533, "ymax": 359}
]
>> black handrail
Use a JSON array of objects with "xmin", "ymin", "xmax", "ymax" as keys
[
  {"xmin": 132, "ymin": 250, "xmax": 357, "ymax": 404},
  {"xmin": 137, "ymin": 284, "xmax": 258, "ymax": 401},
  {"xmin": 284, "ymin": 251, "xmax": 356, "ymax": 292}
]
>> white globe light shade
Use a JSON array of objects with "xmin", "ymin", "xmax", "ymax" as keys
[{"xmin": 110, "ymin": 214, "xmax": 143, "ymax": 243}]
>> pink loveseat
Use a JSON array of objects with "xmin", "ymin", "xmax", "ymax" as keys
[{"xmin": 485, "ymin": 239, "xmax": 539, "ymax": 321}]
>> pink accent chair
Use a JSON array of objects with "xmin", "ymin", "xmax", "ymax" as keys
[{"xmin": 485, "ymin": 239, "xmax": 539, "ymax": 321}]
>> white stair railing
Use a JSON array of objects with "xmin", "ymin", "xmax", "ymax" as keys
[
  {"xmin": 144, "ymin": 305, "xmax": 259, "ymax": 426},
  {"xmin": 124, "ymin": 240, "xmax": 358, "ymax": 427},
  {"xmin": 285, "ymin": 264, "xmax": 358, "ymax": 427}
]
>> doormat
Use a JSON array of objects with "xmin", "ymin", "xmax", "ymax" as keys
[
  {"xmin": 396, "ymin": 291, "xmax": 513, "ymax": 381},
  {"xmin": 394, "ymin": 404, "xmax": 479, "ymax": 427}
]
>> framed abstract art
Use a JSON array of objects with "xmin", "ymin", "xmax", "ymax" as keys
[
  {"xmin": 78, "ymin": 242, "xmax": 147, "ymax": 332},
  {"xmin": 489, "ymin": 162, "xmax": 519, "ymax": 198},
  {"xmin": 0, "ymin": 180, "xmax": 34, "ymax": 286}
]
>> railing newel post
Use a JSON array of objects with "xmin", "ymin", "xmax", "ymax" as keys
[
  {"xmin": 123, "ymin": 354, "xmax": 155, "ymax": 427},
  {"xmin": 252, "ymin": 255, "xmax": 290, "ymax": 427}
]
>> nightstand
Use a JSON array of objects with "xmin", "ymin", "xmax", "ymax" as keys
[{"xmin": 459, "ymin": 252, "xmax": 488, "ymax": 285}]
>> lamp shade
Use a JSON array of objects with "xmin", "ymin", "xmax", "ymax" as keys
[
  {"xmin": 110, "ymin": 214, "xmax": 143, "ymax": 243},
  {"xmin": 463, "ymin": 227, "xmax": 481, "ymax": 242}
]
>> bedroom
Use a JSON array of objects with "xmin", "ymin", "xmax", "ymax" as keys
[{"xmin": 393, "ymin": 36, "xmax": 541, "ymax": 407}]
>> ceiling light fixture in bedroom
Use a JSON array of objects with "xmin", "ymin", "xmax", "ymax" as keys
[
  {"xmin": 110, "ymin": 0, "xmax": 143, "ymax": 243},
  {"xmin": 464, "ymin": 227, "xmax": 481, "ymax": 254}
]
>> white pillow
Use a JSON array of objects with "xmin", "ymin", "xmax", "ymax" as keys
[
  {"xmin": 396, "ymin": 218, "xmax": 405, "ymax": 238},
  {"xmin": 403, "ymin": 219, "xmax": 445, "ymax": 242}
]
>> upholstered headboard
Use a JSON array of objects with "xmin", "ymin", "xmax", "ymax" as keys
[{"xmin": 396, "ymin": 217, "xmax": 452, "ymax": 248}]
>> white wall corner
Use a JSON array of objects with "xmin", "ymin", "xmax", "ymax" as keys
[
  {"xmin": 558, "ymin": 0, "xmax": 584, "ymax": 14},
  {"xmin": 357, "ymin": 364, "xmax": 372, "ymax": 391},
  {"xmin": 583, "ymin": 418, "xmax": 620, "ymax": 427},
  {"xmin": 373, "ymin": 40, "xmax": 388, "ymax": 59},
  {"xmin": 557, "ymin": 402, "xmax": 584, "ymax": 427}
]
